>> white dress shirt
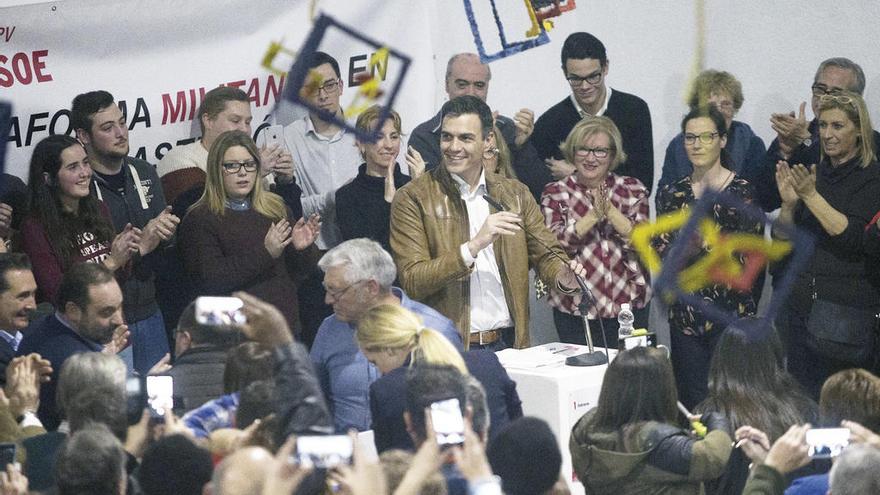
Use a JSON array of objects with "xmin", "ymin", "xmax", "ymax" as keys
[{"xmin": 453, "ymin": 170, "xmax": 513, "ymax": 333}]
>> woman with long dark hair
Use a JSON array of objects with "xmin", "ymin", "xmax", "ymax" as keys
[
  {"xmin": 179, "ymin": 130, "xmax": 319, "ymax": 332},
  {"xmin": 570, "ymin": 346, "xmax": 732, "ymax": 494},
  {"xmin": 653, "ymin": 105, "xmax": 763, "ymax": 408},
  {"xmin": 21, "ymin": 135, "xmax": 140, "ymax": 303},
  {"xmin": 696, "ymin": 318, "xmax": 816, "ymax": 494}
]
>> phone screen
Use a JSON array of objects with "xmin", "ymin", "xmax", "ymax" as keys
[
  {"xmin": 195, "ymin": 296, "xmax": 246, "ymax": 327},
  {"xmin": 0, "ymin": 443, "xmax": 15, "ymax": 471},
  {"xmin": 146, "ymin": 375, "xmax": 174, "ymax": 417},
  {"xmin": 430, "ymin": 398, "xmax": 465, "ymax": 447},
  {"xmin": 806, "ymin": 427, "xmax": 850, "ymax": 458},
  {"xmin": 295, "ymin": 435, "xmax": 353, "ymax": 468}
]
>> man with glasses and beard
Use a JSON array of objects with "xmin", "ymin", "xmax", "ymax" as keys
[
  {"xmin": 18, "ymin": 263, "xmax": 128, "ymax": 429},
  {"xmin": 530, "ymin": 32, "xmax": 654, "ymax": 195}
]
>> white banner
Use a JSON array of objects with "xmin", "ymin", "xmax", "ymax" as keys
[{"xmin": 0, "ymin": 0, "xmax": 438, "ymax": 179}]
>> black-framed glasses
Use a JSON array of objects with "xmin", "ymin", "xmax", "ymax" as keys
[
  {"xmin": 811, "ymin": 83, "xmax": 843, "ymax": 97},
  {"xmin": 316, "ymin": 79, "xmax": 340, "ymax": 94},
  {"xmin": 684, "ymin": 132, "xmax": 720, "ymax": 145},
  {"xmin": 323, "ymin": 279, "xmax": 364, "ymax": 299},
  {"xmin": 222, "ymin": 160, "xmax": 259, "ymax": 174},
  {"xmin": 566, "ymin": 71, "xmax": 603, "ymax": 87},
  {"xmin": 575, "ymin": 147, "xmax": 610, "ymax": 159}
]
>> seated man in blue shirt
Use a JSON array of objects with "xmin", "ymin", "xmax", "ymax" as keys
[
  {"xmin": 18, "ymin": 262, "xmax": 127, "ymax": 429},
  {"xmin": 0, "ymin": 253, "xmax": 37, "ymax": 386},
  {"xmin": 310, "ymin": 238, "xmax": 462, "ymax": 433}
]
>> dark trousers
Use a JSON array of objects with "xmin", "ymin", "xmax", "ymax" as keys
[
  {"xmin": 553, "ymin": 306, "xmax": 650, "ymax": 348},
  {"xmin": 670, "ymin": 327, "xmax": 723, "ymax": 410}
]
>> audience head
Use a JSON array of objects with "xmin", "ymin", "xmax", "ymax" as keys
[
  {"xmin": 57, "ymin": 263, "xmax": 123, "ymax": 344},
  {"xmin": 440, "ymin": 96, "xmax": 495, "ymax": 182},
  {"xmin": 484, "ymin": 123, "xmax": 516, "ymax": 180},
  {"xmin": 58, "ymin": 352, "xmax": 127, "ymax": 439},
  {"xmin": 0, "ymin": 253, "xmax": 36, "ymax": 331},
  {"xmin": 380, "ymin": 449, "xmax": 448, "ymax": 495},
  {"xmin": 209, "ymin": 446, "xmax": 274, "ymax": 495},
  {"xmin": 561, "ymin": 115, "xmax": 627, "ymax": 187},
  {"xmin": 704, "ymin": 318, "xmax": 813, "ymax": 440},
  {"xmin": 223, "ymin": 341, "xmax": 275, "ymax": 394},
  {"xmin": 404, "ymin": 364, "xmax": 468, "ymax": 445},
  {"xmin": 300, "ymin": 51, "xmax": 343, "ymax": 117},
  {"xmin": 688, "ymin": 69, "xmax": 744, "ymax": 129},
  {"xmin": 138, "ymin": 434, "xmax": 213, "ymax": 495},
  {"xmin": 817, "ymin": 89, "xmax": 876, "ymax": 167},
  {"xmin": 174, "ymin": 300, "xmax": 240, "ymax": 357},
  {"xmin": 680, "ymin": 105, "xmax": 730, "ymax": 171},
  {"xmin": 356, "ymin": 304, "xmax": 466, "ymax": 374},
  {"xmin": 590, "ymin": 347, "xmax": 677, "ymax": 430},
  {"xmin": 318, "ymin": 238, "xmax": 396, "ymax": 322},
  {"xmin": 55, "ymin": 422, "xmax": 127, "ymax": 495},
  {"xmin": 236, "ymin": 379, "xmax": 276, "ymax": 430},
  {"xmin": 465, "ymin": 375, "xmax": 490, "ymax": 442},
  {"xmin": 445, "ymin": 53, "xmax": 491, "ymax": 101},
  {"xmin": 487, "ymin": 417, "xmax": 562, "ymax": 495},
  {"xmin": 561, "ymin": 32, "xmax": 608, "ymax": 112},
  {"xmin": 829, "ymin": 444, "xmax": 880, "ymax": 495},
  {"xmin": 812, "ymin": 57, "xmax": 865, "ymax": 106},
  {"xmin": 198, "ymin": 86, "xmax": 252, "ymax": 146},
  {"xmin": 819, "ymin": 369, "xmax": 880, "ymax": 431},
  {"xmin": 71, "ymin": 90, "xmax": 129, "ymax": 162},
  {"xmin": 355, "ymin": 105, "xmax": 403, "ymax": 173}
]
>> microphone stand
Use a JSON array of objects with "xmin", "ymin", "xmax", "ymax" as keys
[{"xmin": 481, "ymin": 194, "xmax": 611, "ymax": 367}]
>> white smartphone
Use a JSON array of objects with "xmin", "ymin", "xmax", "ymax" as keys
[
  {"xmin": 146, "ymin": 375, "xmax": 174, "ymax": 417},
  {"xmin": 194, "ymin": 296, "xmax": 246, "ymax": 326},
  {"xmin": 430, "ymin": 398, "xmax": 465, "ymax": 447},
  {"xmin": 805, "ymin": 427, "xmax": 850, "ymax": 459},
  {"xmin": 261, "ymin": 124, "xmax": 286, "ymax": 150},
  {"xmin": 295, "ymin": 435, "xmax": 353, "ymax": 468}
]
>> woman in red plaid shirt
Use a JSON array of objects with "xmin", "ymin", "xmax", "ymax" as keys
[{"xmin": 540, "ymin": 116, "xmax": 652, "ymax": 347}]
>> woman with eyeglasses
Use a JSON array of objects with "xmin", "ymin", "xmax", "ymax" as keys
[
  {"xmin": 658, "ymin": 70, "xmax": 766, "ymax": 191},
  {"xmin": 21, "ymin": 134, "xmax": 141, "ymax": 303},
  {"xmin": 774, "ymin": 90, "xmax": 880, "ymax": 398},
  {"xmin": 653, "ymin": 106, "xmax": 763, "ymax": 409},
  {"xmin": 179, "ymin": 130, "xmax": 320, "ymax": 332},
  {"xmin": 541, "ymin": 116, "xmax": 651, "ymax": 347}
]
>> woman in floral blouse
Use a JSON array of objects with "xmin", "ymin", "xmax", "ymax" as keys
[
  {"xmin": 541, "ymin": 116, "xmax": 651, "ymax": 348},
  {"xmin": 654, "ymin": 106, "xmax": 763, "ymax": 408}
]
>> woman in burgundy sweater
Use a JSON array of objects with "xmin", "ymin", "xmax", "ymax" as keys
[
  {"xmin": 21, "ymin": 135, "xmax": 140, "ymax": 304},
  {"xmin": 179, "ymin": 130, "xmax": 319, "ymax": 333}
]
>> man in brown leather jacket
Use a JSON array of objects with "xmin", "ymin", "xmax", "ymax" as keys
[{"xmin": 390, "ymin": 95, "xmax": 585, "ymax": 350}]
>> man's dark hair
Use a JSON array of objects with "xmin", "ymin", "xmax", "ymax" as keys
[
  {"xmin": 306, "ymin": 51, "xmax": 341, "ymax": 79},
  {"xmin": 176, "ymin": 301, "xmax": 241, "ymax": 348},
  {"xmin": 56, "ymin": 262, "xmax": 115, "ymax": 310},
  {"xmin": 405, "ymin": 364, "xmax": 467, "ymax": 443},
  {"xmin": 55, "ymin": 422, "xmax": 127, "ymax": 495},
  {"xmin": 237, "ymin": 379, "xmax": 276, "ymax": 429},
  {"xmin": 0, "ymin": 253, "xmax": 31, "ymax": 293},
  {"xmin": 139, "ymin": 434, "xmax": 213, "ymax": 495},
  {"xmin": 197, "ymin": 86, "xmax": 249, "ymax": 134},
  {"xmin": 71, "ymin": 90, "xmax": 116, "ymax": 133},
  {"xmin": 487, "ymin": 417, "xmax": 562, "ymax": 495},
  {"xmin": 223, "ymin": 342, "xmax": 275, "ymax": 394},
  {"xmin": 561, "ymin": 32, "xmax": 607, "ymax": 69},
  {"xmin": 440, "ymin": 95, "xmax": 494, "ymax": 139}
]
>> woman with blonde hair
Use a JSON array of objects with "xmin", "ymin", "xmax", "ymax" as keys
[
  {"xmin": 179, "ymin": 130, "xmax": 320, "ymax": 332},
  {"xmin": 357, "ymin": 304, "xmax": 522, "ymax": 452}
]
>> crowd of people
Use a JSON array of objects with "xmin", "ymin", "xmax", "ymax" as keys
[{"xmin": 0, "ymin": 28, "xmax": 878, "ymax": 494}]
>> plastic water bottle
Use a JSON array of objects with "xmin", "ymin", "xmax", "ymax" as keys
[{"xmin": 617, "ymin": 303, "xmax": 635, "ymax": 338}]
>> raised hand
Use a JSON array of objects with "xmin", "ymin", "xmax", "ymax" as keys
[
  {"xmin": 734, "ymin": 425, "xmax": 771, "ymax": 464},
  {"xmin": 763, "ymin": 424, "xmax": 811, "ymax": 475},
  {"xmin": 556, "ymin": 259, "xmax": 588, "ymax": 291},
  {"xmin": 290, "ymin": 216, "xmax": 319, "ymax": 250},
  {"xmin": 102, "ymin": 324, "xmax": 129, "ymax": 355},
  {"xmin": 384, "ymin": 160, "xmax": 397, "ymax": 203},
  {"xmin": 405, "ymin": 146, "xmax": 425, "ymax": 179},
  {"xmin": 775, "ymin": 161, "xmax": 799, "ymax": 207},
  {"xmin": 545, "ymin": 158, "xmax": 576, "ymax": 180},
  {"xmin": 261, "ymin": 437, "xmax": 313, "ymax": 495},
  {"xmin": 140, "ymin": 206, "xmax": 180, "ymax": 255},
  {"xmin": 790, "ymin": 163, "xmax": 817, "ymax": 199},
  {"xmin": 513, "ymin": 108, "xmax": 535, "ymax": 147},
  {"xmin": 0, "ymin": 203, "xmax": 12, "ymax": 238},
  {"xmin": 4, "ymin": 355, "xmax": 41, "ymax": 419},
  {"xmin": 467, "ymin": 211, "xmax": 521, "ymax": 257},
  {"xmin": 235, "ymin": 291, "xmax": 293, "ymax": 346},
  {"xmin": 264, "ymin": 219, "xmax": 293, "ymax": 258},
  {"xmin": 770, "ymin": 101, "xmax": 809, "ymax": 155},
  {"xmin": 107, "ymin": 223, "xmax": 141, "ymax": 270}
]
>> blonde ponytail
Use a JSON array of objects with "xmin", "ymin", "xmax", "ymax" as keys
[{"xmin": 357, "ymin": 304, "xmax": 467, "ymax": 374}]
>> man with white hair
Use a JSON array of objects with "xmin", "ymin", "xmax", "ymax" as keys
[
  {"xmin": 829, "ymin": 444, "xmax": 880, "ymax": 495},
  {"xmin": 309, "ymin": 238, "xmax": 462, "ymax": 433}
]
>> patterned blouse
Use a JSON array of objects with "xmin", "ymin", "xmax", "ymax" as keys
[
  {"xmin": 541, "ymin": 173, "xmax": 651, "ymax": 319},
  {"xmin": 653, "ymin": 175, "xmax": 763, "ymax": 336}
]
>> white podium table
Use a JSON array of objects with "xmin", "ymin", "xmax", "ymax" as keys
[{"xmin": 496, "ymin": 343, "xmax": 616, "ymax": 495}]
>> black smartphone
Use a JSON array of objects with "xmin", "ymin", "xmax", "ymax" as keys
[{"xmin": 0, "ymin": 443, "xmax": 16, "ymax": 471}]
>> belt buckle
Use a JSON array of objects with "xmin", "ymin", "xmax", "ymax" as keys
[{"xmin": 479, "ymin": 330, "xmax": 487, "ymax": 346}]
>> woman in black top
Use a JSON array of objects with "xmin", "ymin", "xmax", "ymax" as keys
[
  {"xmin": 774, "ymin": 90, "xmax": 880, "ymax": 398},
  {"xmin": 336, "ymin": 106, "xmax": 424, "ymax": 252}
]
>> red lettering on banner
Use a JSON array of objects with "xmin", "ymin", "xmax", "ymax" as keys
[
  {"xmin": 157, "ymin": 76, "xmax": 286, "ymax": 127},
  {"xmin": 227, "ymin": 80, "xmax": 246, "ymax": 89},
  {"xmin": 264, "ymin": 74, "xmax": 285, "ymax": 107},
  {"xmin": 161, "ymin": 91, "xmax": 187, "ymax": 125},
  {"xmin": 245, "ymin": 78, "xmax": 260, "ymax": 105},
  {"xmin": 0, "ymin": 50, "xmax": 53, "ymax": 88}
]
